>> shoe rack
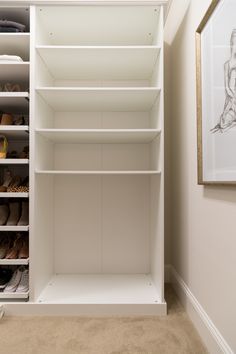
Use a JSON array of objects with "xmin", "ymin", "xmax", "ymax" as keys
[
  {"xmin": 1, "ymin": 1, "xmax": 167, "ymax": 315},
  {"xmin": 0, "ymin": 7, "xmax": 30, "ymax": 300}
]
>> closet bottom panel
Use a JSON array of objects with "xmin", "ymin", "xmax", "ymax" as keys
[{"xmin": 37, "ymin": 274, "xmax": 161, "ymax": 304}]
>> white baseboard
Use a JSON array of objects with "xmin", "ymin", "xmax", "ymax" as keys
[{"xmin": 168, "ymin": 265, "xmax": 233, "ymax": 354}]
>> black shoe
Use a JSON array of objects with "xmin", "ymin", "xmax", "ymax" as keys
[{"xmin": 0, "ymin": 268, "xmax": 12, "ymax": 290}]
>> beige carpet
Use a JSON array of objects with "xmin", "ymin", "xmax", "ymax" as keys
[{"xmin": 0, "ymin": 285, "xmax": 208, "ymax": 354}]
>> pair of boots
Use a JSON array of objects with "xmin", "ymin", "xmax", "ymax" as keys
[{"xmin": 0, "ymin": 202, "xmax": 29, "ymax": 226}]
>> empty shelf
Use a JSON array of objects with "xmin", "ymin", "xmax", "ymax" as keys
[
  {"xmin": 0, "ymin": 192, "xmax": 29, "ymax": 198},
  {"xmin": 0, "ymin": 33, "xmax": 30, "ymax": 61},
  {"xmin": 0, "ymin": 159, "xmax": 29, "ymax": 165},
  {"xmin": 35, "ymin": 170, "xmax": 161, "ymax": 175},
  {"xmin": 36, "ymin": 87, "xmax": 160, "ymax": 111},
  {"xmin": 0, "ymin": 258, "xmax": 29, "ymax": 265},
  {"xmin": 36, "ymin": 46, "xmax": 160, "ymax": 80},
  {"xmin": 37, "ymin": 274, "xmax": 160, "ymax": 304},
  {"xmin": 0, "ymin": 126, "xmax": 29, "ymax": 140},
  {"xmin": 0, "ymin": 62, "xmax": 29, "ymax": 82},
  {"xmin": 0, "ymin": 292, "xmax": 29, "ymax": 299},
  {"xmin": 36, "ymin": 129, "xmax": 161, "ymax": 143},
  {"xmin": 0, "ymin": 93, "xmax": 29, "ymax": 113},
  {"xmin": 0, "ymin": 226, "xmax": 29, "ymax": 231}
]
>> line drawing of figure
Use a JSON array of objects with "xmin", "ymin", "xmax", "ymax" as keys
[{"xmin": 211, "ymin": 29, "xmax": 236, "ymax": 133}]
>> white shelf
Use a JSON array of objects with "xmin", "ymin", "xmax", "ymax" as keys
[
  {"xmin": 36, "ymin": 87, "xmax": 160, "ymax": 111},
  {"xmin": 0, "ymin": 291, "xmax": 29, "ymax": 299},
  {"xmin": 0, "ymin": 33, "xmax": 30, "ymax": 61},
  {"xmin": 0, "ymin": 226, "xmax": 29, "ymax": 231},
  {"xmin": 0, "ymin": 258, "xmax": 29, "ymax": 265},
  {"xmin": 35, "ymin": 170, "xmax": 161, "ymax": 175},
  {"xmin": 36, "ymin": 46, "xmax": 160, "ymax": 80},
  {"xmin": 0, "ymin": 159, "xmax": 29, "ymax": 165},
  {"xmin": 0, "ymin": 192, "xmax": 29, "ymax": 198},
  {"xmin": 0, "ymin": 126, "xmax": 29, "ymax": 140},
  {"xmin": 37, "ymin": 274, "xmax": 160, "ymax": 304},
  {"xmin": 0, "ymin": 93, "xmax": 29, "ymax": 113},
  {"xmin": 36, "ymin": 129, "xmax": 161, "ymax": 143},
  {"xmin": 0, "ymin": 62, "xmax": 29, "ymax": 82}
]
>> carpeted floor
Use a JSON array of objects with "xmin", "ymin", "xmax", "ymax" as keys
[{"xmin": 0, "ymin": 285, "xmax": 208, "ymax": 354}]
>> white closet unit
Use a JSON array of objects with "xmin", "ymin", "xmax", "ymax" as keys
[{"xmin": 1, "ymin": 1, "xmax": 167, "ymax": 315}]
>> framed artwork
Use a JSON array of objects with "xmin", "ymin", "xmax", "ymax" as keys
[{"xmin": 196, "ymin": 0, "xmax": 236, "ymax": 184}]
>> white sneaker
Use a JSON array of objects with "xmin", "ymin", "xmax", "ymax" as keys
[
  {"xmin": 4, "ymin": 267, "xmax": 23, "ymax": 293},
  {"xmin": 15, "ymin": 269, "xmax": 29, "ymax": 293}
]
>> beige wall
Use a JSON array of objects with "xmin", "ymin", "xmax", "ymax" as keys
[{"xmin": 165, "ymin": 0, "xmax": 236, "ymax": 351}]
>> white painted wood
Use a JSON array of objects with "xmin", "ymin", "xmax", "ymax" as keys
[
  {"xmin": 150, "ymin": 6, "xmax": 164, "ymax": 302},
  {"xmin": 3, "ymin": 301, "xmax": 167, "ymax": 316},
  {"xmin": 37, "ymin": 274, "xmax": 160, "ymax": 304},
  {"xmin": 36, "ymin": 129, "xmax": 161, "ymax": 143},
  {"xmin": 0, "ymin": 292, "xmax": 29, "ymax": 299},
  {"xmin": 0, "ymin": 192, "xmax": 29, "ymax": 198},
  {"xmin": 0, "ymin": 126, "xmax": 29, "ymax": 140},
  {"xmin": 0, "ymin": 63, "xmax": 29, "ymax": 83},
  {"xmin": 0, "ymin": 159, "xmax": 29, "ymax": 164},
  {"xmin": 0, "ymin": 258, "xmax": 29, "ymax": 265},
  {"xmin": 0, "ymin": 226, "xmax": 29, "ymax": 231},
  {"xmin": 36, "ymin": 170, "xmax": 161, "ymax": 175},
  {"xmin": 36, "ymin": 46, "xmax": 160, "ymax": 81},
  {"xmin": 102, "ymin": 175, "xmax": 150, "ymax": 273},
  {"xmin": 36, "ymin": 6, "xmax": 161, "ymax": 45},
  {"xmin": 36, "ymin": 87, "xmax": 161, "ymax": 111},
  {"xmin": 0, "ymin": 33, "xmax": 30, "ymax": 61},
  {"xmin": 52, "ymin": 112, "xmax": 151, "ymax": 130}
]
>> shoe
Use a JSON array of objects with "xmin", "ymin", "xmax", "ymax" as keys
[
  {"xmin": 19, "ymin": 146, "xmax": 29, "ymax": 159},
  {"xmin": 0, "ymin": 235, "xmax": 11, "ymax": 258},
  {"xmin": 0, "ymin": 170, "xmax": 13, "ymax": 192},
  {"xmin": 0, "ymin": 268, "xmax": 12, "ymax": 290},
  {"xmin": 15, "ymin": 268, "xmax": 29, "ymax": 293},
  {"xmin": 0, "ymin": 135, "xmax": 8, "ymax": 159},
  {"xmin": 6, "ymin": 202, "xmax": 20, "ymax": 226},
  {"xmin": 3, "ymin": 83, "xmax": 21, "ymax": 92},
  {"xmin": 5, "ymin": 234, "xmax": 23, "ymax": 259},
  {"xmin": 0, "ymin": 204, "xmax": 9, "ymax": 225},
  {"xmin": 18, "ymin": 236, "xmax": 29, "ymax": 259},
  {"xmin": 3, "ymin": 267, "xmax": 24, "ymax": 293},
  {"xmin": 7, "ymin": 150, "xmax": 18, "ymax": 159},
  {"xmin": 0, "ymin": 113, "xmax": 13, "ymax": 125},
  {"xmin": 17, "ymin": 202, "xmax": 29, "ymax": 226},
  {"xmin": 6, "ymin": 175, "xmax": 21, "ymax": 192}
]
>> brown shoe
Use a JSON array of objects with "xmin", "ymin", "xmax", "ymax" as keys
[
  {"xmin": 5, "ymin": 234, "xmax": 23, "ymax": 259},
  {"xmin": 18, "ymin": 236, "xmax": 29, "ymax": 259},
  {"xmin": 1, "ymin": 113, "xmax": 13, "ymax": 125}
]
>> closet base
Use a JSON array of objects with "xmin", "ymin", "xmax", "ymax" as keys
[{"xmin": 2, "ymin": 274, "xmax": 167, "ymax": 316}]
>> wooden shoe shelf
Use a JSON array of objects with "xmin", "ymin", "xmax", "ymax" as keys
[
  {"xmin": 0, "ymin": 1, "xmax": 167, "ymax": 315},
  {"xmin": 0, "ymin": 7, "xmax": 30, "ymax": 300}
]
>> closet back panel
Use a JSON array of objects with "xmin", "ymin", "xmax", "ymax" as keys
[
  {"xmin": 36, "ymin": 6, "xmax": 160, "ymax": 45},
  {"xmin": 53, "ymin": 143, "xmax": 151, "ymax": 171},
  {"xmin": 54, "ymin": 175, "xmax": 150, "ymax": 274},
  {"xmin": 54, "ymin": 112, "xmax": 151, "ymax": 130}
]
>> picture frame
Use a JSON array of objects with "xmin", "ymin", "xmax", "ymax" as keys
[{"xmin": 196, "ymin": 0, "xmax": 236, "ymax": 185}]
